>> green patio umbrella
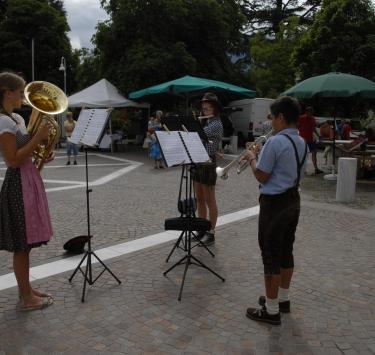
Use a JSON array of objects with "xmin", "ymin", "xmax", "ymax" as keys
[
  {"xmin": 281, "ymin": 72, "xmax": 375, "ymax": 179},
  {"xmin": 129, "ymin": 75, "xmax": 256, "ymax": 108},
  {"xmin": 281, "ymin": 72, "xmax": 375, "ymax": 99}
]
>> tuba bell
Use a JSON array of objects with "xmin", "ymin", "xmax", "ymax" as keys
[{"xmin": 24, "ymin": 81, "xmax": 68, "ymax": 170}]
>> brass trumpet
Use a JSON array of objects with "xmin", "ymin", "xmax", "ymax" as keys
[
  {"xmin": 216, "ymin": 128, "xmax": 274, "ymax": 180},
  {"xmin": 216, "ymin": 149, "xmax": 250, "ymax": 180},
  {"xmin": 24, "ymin": 81, "xmax": 68, "ymax": 170}
]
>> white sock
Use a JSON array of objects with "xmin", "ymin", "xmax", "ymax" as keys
[
  {"xmin": 266, "ymin": 297, "xmax": 279, "ymax": 315},
  {"xmin": 279, "ymin": 287, "xmax": 289, "ymax": 302}
]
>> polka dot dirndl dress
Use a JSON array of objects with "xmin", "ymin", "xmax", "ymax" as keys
[{"xmin": 0, "ymin": 113, "xmax": 53, "ymax": 252}]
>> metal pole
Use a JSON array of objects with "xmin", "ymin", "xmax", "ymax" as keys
[
  {"xmin": 63, "ymin": 57, "xmax": 67, "ymax": 94},
  {"xmin": 31, "ymin": 38, "xmax": 35, "ymax": 81}
]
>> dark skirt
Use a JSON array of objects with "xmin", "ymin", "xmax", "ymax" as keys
[
  {"xmin": 191, "ymin": 159, "xmax": 217, "ymax": 186},
  {"xmin": 0, "ymin": 168, "xmax": 46, "ymax": 252}
]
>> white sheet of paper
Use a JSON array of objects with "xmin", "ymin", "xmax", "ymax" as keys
[
  {"xmin": 155, "ymin": 131, "xmax": 210, "ymax": 167},
  {"xmin": 70, "ymin": 109, "xmax": 110, "ymax": 146},
  {"xmin": 179, "ymin": 131, "xmax": 210, "ymax": 163},
  {"xmin": 155, "ymin": 131, "xmax": 190, "ymax": 167}
]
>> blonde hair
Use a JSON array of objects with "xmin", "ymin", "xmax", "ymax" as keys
[{"xmin": 0, "ymin": 72, "xmax": 26, "ymax": 104}]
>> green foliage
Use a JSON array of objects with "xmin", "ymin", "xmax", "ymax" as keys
[
  {"xmin": 249, "ymin": 18, "xmax": 302, "ymax": 97},
  {"xmin": 110, "ymin": 109, "xmax": 130, "ymax": 132},
  {"xmin": 74, "ymin": 48, "xmax": 102, "ymax": 91},
  {"xmin": 242, "ymin": 0, "xmax": 322, "ymax": 35},
  {"xmin": 95, "ymin": 0, "xmax": 248, "ymax": 95},
  {"xmin": 0, "ymin": 0, "xmax": 78, "ymax": 93},
  {"xmin": 293, "ymin": 0, "xmax": 375, "ymax": 81}
]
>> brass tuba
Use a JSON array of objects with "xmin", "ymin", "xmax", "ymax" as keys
[{"xmin": 24, "ymin": 81, "xmax": 68, "ymax": 170}]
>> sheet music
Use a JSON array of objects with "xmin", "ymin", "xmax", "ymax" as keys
[
  {"xmin": 155, "ymin": 130, "xmax": 210, "ymax": 167},
  {"xmin": 155, "ymin": 131, "xmax": 190, "ymax": 167},
  {"xmin": 70, "ymin": 109, "xmax": 111, "ymax": 147},
  {"xmin": 179, "ymin": 132, "xmax": 210, "ymax": 163}
]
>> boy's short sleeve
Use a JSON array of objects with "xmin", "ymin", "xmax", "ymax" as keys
[{"xmin": 0, "ymin": 115, "xmax": 17, "ymax": 136}]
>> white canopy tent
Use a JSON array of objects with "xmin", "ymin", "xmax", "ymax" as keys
[
  {"xmin": 66, "ymin": 79, "xmax": 149, "ymax": 152},
  {"xmin": 68, "ymin": 78, "xmax": 149, "ymax": 108}
]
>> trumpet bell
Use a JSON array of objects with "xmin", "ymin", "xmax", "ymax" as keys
[{"xmin": 215, "ymin": 167, "xmax": 229, "ymax": 180}]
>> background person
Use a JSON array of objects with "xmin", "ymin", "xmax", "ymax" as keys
[
  {"xmin": 298, "ymin": 106, "xmax": 323, "ymax": 174},
  {"xmin": 342, "ymin": 119, "xmax": 352, "ymax": 140},
  {"xmin": 192, "ymin": 92, "xmax": 223, "ymax": 246},
  {"xmin": 64, "ymin": 111, "xmax": 78, "ymax": 165},
  {"xmin": 242, "ymin": 96, "xmax": 308, "ymax": 325},
  {"xmin": 149, "ymin": 110, "xmax": 164, "ymax": 169},
  {"xmin": 0, "ymin": 72, "xmax": 54, "ymax": 310}
]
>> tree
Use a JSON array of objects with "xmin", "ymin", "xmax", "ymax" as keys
[
  {"xmin": 74, "ymin": 48, "xmax": 102, "ymax": 91},
  {"xmin": 0, "ymin": 0, "xmax": 78, "ymax": 93},
  {"xmin": 293, "ymin": 0, "xmax": 375, "ymax": 81},
  {"xmin": 95, "ymin": 0, "xmax": 248, "ymax": 95},
  {"xmin": 242, "ymin": 0, "xmax": 322, "ymax": 35},
  {"xmin": 249, "ymin": 18, "xmax": 302, "ymax": 97}
]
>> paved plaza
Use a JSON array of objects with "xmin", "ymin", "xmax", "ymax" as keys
[{"xmin": 0, "ymin": 146, "xmax": 374, "ymax": 354}]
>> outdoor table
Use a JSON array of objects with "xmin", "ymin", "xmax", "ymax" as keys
[{"xmin": 320, "ymin": 139, "xmax": 353, "ymax": 145}]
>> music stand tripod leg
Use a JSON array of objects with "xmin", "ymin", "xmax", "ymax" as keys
[
  {"xmin": 166, "ymin": 230, "xmax": 185, "ymax": 263},
  {"xmin": 178, "ymin": 256, "xmax": 191, "ymax": 301},
  {"xmin": 69, "ymin": 251, "xmax": 88, "ymax": 282},
  {"xmin": 91, "ymin": 251, "xmax": 122, "ymax": 284},
  {"xmin": 81, "ymin": 252, "xmax": 92, "ymax": 302},
  {"xmin": 196, "ymin": 239, "xmax": 215, "ymax": 257},
  {"xmin": 70, "ymin": 147, "xmax": 121, "ymax": 302},
  {"xmin": 190, "ymin": 254, "xmax": 225, "ymax": 282},
  {"xmin": 163, "ymin": 255, "xmax": 188, "ymax": 275}
]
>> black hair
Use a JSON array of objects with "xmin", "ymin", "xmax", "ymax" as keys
[{"xmin": 270, "ymin": 96, "xmax": 300, "ymax": 124}]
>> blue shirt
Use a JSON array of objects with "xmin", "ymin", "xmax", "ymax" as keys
[{"xmin": 256, "ymin": 128, "xmax": 308, "ymax": 195}]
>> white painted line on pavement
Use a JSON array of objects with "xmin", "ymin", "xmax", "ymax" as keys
[
  {"xmin": 43, "ymin": 179, "xmax": 86, "ymax": 185},
  {"xmin": 0, "ymin": 207, "xmax": 259, "ymax": 292},
  {"xmin": 91, "ymin": 165, "xmax": 141, "ymax": 186},
  {"xmin": 41, "ymin": 163, "xmax": 131, "ymax": 170}
]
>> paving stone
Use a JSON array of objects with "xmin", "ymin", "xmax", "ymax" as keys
[{"xmin": 0, "ymin": 148, "xmax": 374, "ymax": 353}]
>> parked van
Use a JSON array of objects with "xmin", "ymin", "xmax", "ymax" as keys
[{"xmin": 227, "ymin": 98, "xmax": 274, "ymax": 140}]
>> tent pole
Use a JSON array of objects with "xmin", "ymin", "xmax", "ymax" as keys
[
  {"xmin": 109, "ymin": 116, "xmax": 113, "ymax": 154},
  {"xmin": 185, "ymin": 94, "xmax": 189, "ymax": 118}
]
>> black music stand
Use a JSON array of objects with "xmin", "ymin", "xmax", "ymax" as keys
[
  {"xmin": 68, "ymin": 109, "xmax": 121, "ymax": 302},
  {"xmin": 165, "ymin": 165, "xmax": 215, "ymax": 263},
  {"xmin": 155, "ymin": 129, "xmax": 225, "ymax": 301}
]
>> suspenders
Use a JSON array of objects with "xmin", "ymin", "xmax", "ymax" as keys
[{"xmin": 282, "ymin": 134, "xmax": 308, "ymax": 188}]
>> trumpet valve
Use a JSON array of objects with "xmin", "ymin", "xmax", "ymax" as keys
[{"xmin": 236, "ymin": 159, "xmax": 249, "ymax": 174}]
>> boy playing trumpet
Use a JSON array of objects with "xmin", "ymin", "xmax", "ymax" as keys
[{"xmin": 241, "ymin": 96, "xmax": 308, "ymax": 325}]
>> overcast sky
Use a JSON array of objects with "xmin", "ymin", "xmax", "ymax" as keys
[
  {"xmin": 64, "ymin": 0, "xmax": 375, "ymax": 50},
  {"xmin": 65, "ymin": 0, "xmax": 109, "ymax": 49}
]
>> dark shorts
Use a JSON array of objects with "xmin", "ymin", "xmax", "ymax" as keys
[
  {"xmin": 258, "ymin": 188, "xmax": 300, "ymax": 275},
  {"xmin": 191, "ymin": 158, "xmax": 217, "ymax": 186},
  {"xmin": 307, "ymin": 142, "xmax": 316, "ymax": 152}
]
